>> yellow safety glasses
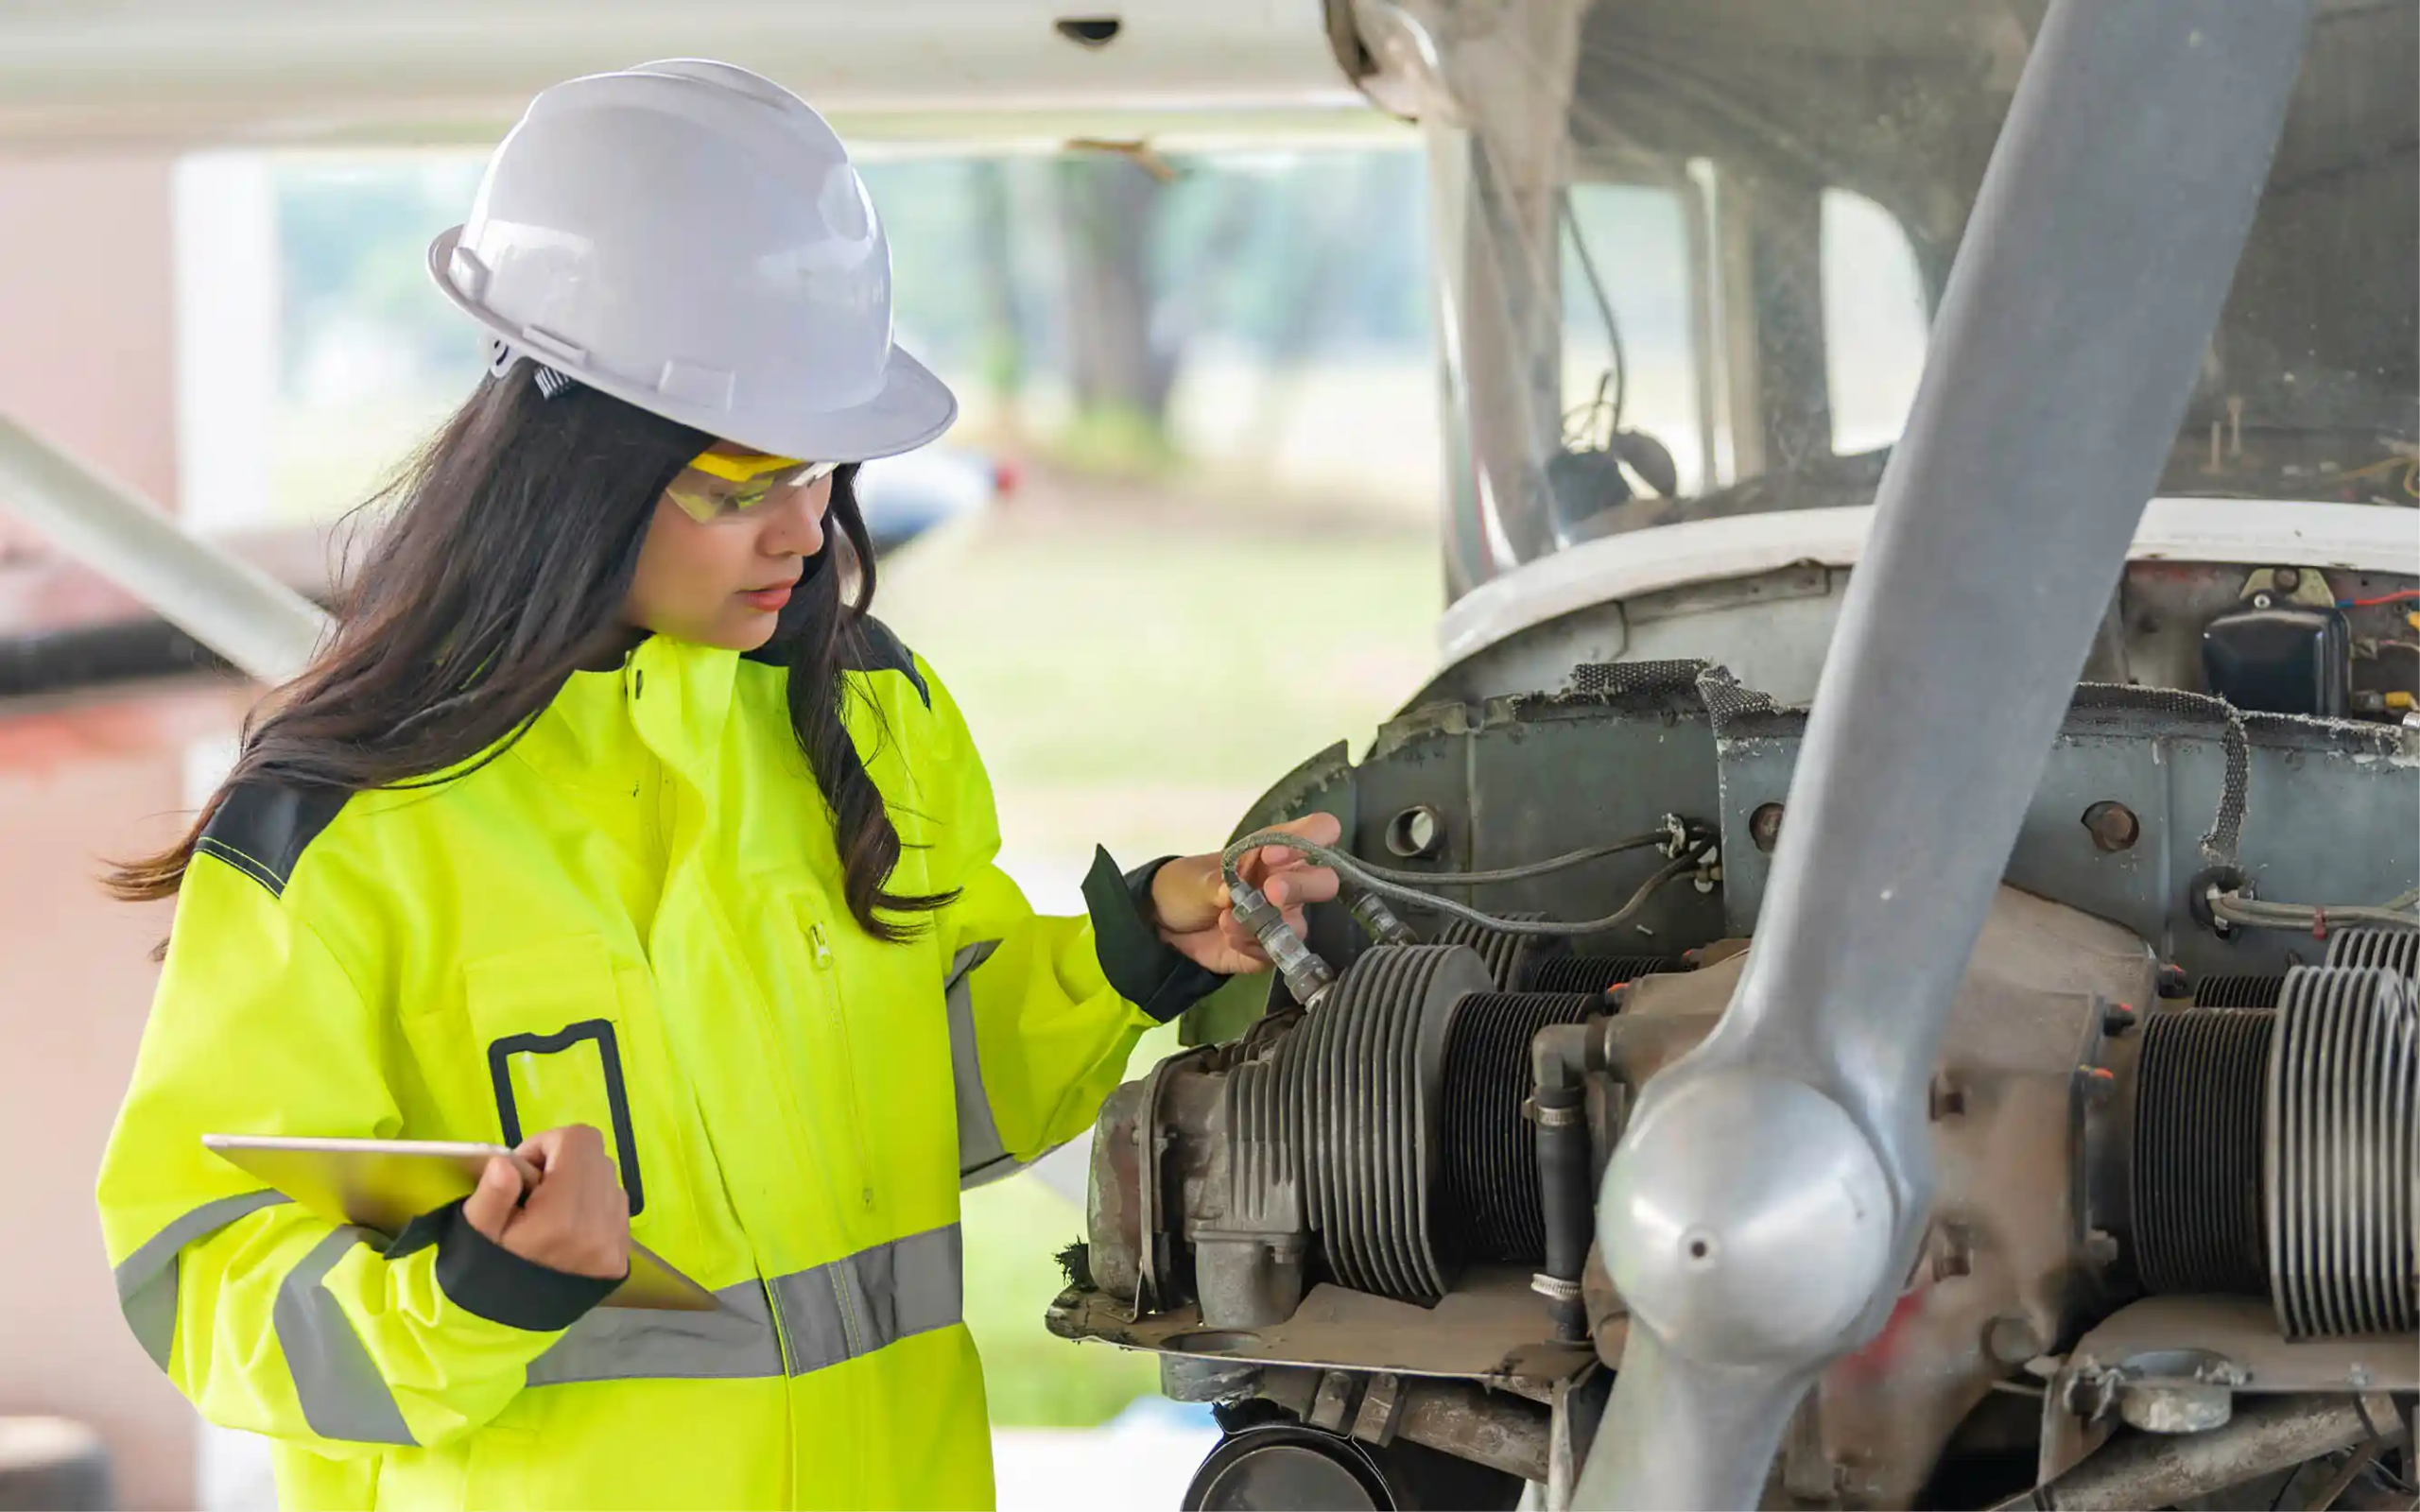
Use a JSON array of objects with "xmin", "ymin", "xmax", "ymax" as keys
[{"xmin": 666, "ymin": 449, "xmax": 839, "ymax": 524}]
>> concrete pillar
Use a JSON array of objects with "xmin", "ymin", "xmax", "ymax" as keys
[
  {"xmin": 0, "ymin": 157, "xmax": 180, "ymax": 509},
  {"xmin": 0, "ymin": 153, "xmax": 206, "ymax": 1511}
]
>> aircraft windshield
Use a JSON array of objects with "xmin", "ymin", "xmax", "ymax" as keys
[{"xmin": 1425, "ymin": 0, "xmax": 2419, "ymax": 598}]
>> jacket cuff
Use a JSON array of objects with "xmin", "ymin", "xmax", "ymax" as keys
[
  {"xmin": 1082, "ymin": 847, "xmax": 1226, "ymax": 1024},
  {"xmin": 426, "ymin": 1200, "xmax": 623, "ymax": 1332}
]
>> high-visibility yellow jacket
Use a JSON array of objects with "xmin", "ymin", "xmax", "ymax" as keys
[{"xmin": 96, "ymin": 624, "xmax": 1218, "ymax": 1510}]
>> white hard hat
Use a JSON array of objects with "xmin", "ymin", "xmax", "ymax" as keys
[{"xmin": 428, "ymin": 59, "xmax": 956, "ymax": 462}]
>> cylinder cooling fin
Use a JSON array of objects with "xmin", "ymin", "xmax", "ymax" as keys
[
  {"xmin": 2188, "ymin": 973, "xmax": 2284, "ymax": 1009},
  {"xmin": 2268, "ymin": 966, "xmax": 2417, "ymax": 1338},
  {"xmin": 1522, "ymin": 955, "xmax": 1687, "ymax": 995},
  {"xmin": 2325, "ymin": 925, "xmax": 2420, "ymax": 979}
]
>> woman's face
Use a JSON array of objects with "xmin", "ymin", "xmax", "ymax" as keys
[{"xmin": 624, "ymin": 442, "xmax": 836, "ymax": 650}]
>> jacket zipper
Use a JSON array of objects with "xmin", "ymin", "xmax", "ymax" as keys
[{"xmin": 807, "ymin": 920, "xmax": 879, "ymax": 1218}]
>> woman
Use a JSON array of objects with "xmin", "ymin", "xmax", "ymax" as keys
[{"xmin": 96, "ymin": 60, "xmax": 1337, "ymax": 1510}]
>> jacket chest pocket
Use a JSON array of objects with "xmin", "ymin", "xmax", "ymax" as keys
[{"xmin": 462, "ymin": 935, "xmax": 648, "ymax": 1216}]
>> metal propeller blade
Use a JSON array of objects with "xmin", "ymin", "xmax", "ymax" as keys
[{"xmin": 1573, "ymin": 3, "xmax": 2313, "ymax": 1507}]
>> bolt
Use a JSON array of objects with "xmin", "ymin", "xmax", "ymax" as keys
[
  {"xmin": 2100, "ymin": 1000, "xmax": 2140, "ymax": 1036},
  {"xmin": 2273, "ymin": 566, "xmax": 2301, "ymax": 593},
  {"xmin": 2074, "ymin": 1066, "xmax": 2118, "ymax": 1108},
  {"xmin": 1987, "ymin": 1314, "xmax": 2047, "ymax": 1366},
  {"xmin": 2083, "ymin": 1229, "xmax": 2121, "ymax": 1267},
  {"xmin": 2082, "ymin": 800, "xmax": 2141, "ymax": 853},
  {"xmin": 1749, "ymin": 802, "xmax": 1786, "ymax": 853},
  {"xmin": 2156, "ymin": 964, "xmax": 2190, "ymax": 999}
]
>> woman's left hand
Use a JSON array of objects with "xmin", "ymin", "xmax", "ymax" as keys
[{"xmin": 1149, "ymin": 814, "xmax": 1343, "ymax": 976}]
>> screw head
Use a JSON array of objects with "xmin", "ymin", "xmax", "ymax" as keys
[
  {"xmin": 2273, "ymin": 566, "xmax": 2302, "ymax": 593},
  {"xmin": 2082, "ymin": 800, "xmax": 2141, "ymax": 853},
  {"xmin": 1749, "ymin": 802, "xmax": 1786, "ymax": 853}
]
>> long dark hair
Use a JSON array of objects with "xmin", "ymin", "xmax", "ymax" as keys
[{"xmin": 110, "ymin": 365, "xmax": 953, "ymax": 943}]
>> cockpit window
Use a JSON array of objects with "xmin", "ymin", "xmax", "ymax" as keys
[{"xmin": 1427, "ymin": 0, "xmax": 2419, "ymax": 598}]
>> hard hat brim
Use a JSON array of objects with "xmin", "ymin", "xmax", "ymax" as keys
[{"xmin": 427, "ymin": 227, "xmax": 958, "ymax": 464}]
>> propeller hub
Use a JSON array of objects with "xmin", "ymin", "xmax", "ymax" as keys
[{"xmin": 1600, "ymin": 1071, "xmax": 1894, "ymax": 1366}]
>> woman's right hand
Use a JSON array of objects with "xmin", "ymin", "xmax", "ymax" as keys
[{"xmin": 461, "ymin": 1124, "xmax": 631, "ymax": 1279}]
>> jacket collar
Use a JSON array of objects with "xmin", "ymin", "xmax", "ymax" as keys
[{"xmin": 510, "ymin": 634, "xmax": 741, "ymax": 794}]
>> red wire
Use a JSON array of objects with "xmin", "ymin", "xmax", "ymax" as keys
[{"xmin": 2341, "ymin": 590, "xmax": 2420, "ymax": 608}]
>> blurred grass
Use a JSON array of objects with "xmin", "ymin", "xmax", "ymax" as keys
[{"xmin": 878, "ymin": 501, "xmax": 1438, "ymax": 865}]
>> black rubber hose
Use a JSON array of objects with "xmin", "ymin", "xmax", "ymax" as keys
[{"xmin": 1533, "ymin": 1081, "xmax": 1593, "ymax": 1342}]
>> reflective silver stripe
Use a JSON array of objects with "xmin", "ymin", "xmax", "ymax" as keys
[
  {"xmin": 113, "ymin": 1190, "xmax": 292, "ymax": 1368},
  {"xmin": 769, "ymin": 1223, "xmax": 965, "ymax": 1376},
  {"xmin": 522, "ymin": 1226, "xmax": 965, "ymax": 1386},
  {"xmin": 527, "ymin": 1277, "xmax": 783, "ymax": 1386},
  {"xmin": 945, "ymin": 940, "xmax": 1026, "ymax": 1188},
  {"xmin": 273, "ymin": 1227, "xmax": 416, "ymax": 1446}
]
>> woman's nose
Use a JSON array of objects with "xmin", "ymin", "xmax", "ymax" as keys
[{"xmin": 760, "ymin": 487, "xmax": 827, "ymax": 558}]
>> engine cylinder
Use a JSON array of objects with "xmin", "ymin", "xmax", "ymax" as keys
[
  {"xmin": 2131, "ymin": 967, "xmax": 2418, "ymax": 1338},
  {"xmin": 1225, "ymin": 947, "xmax": 1614, "ymax": 1306},
  {"xmin": 1276, "ymin": 945, "xmax": 1486, "ymax": 1302}
]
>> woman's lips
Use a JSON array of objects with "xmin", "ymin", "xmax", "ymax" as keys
[{"xmin": 739, "ymin": 585, "xmax": 793, "ymax": 611}]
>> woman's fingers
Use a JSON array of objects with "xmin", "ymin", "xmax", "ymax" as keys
[
  {"xmin": 1236, "ymin": 814, "xmax": 1340, "ymax": 885},
  {"xmin": 499, "ymin": 1125, "xmax": 631, "ymax": 1279},
  {"xmin": 1262, "ymin": 866, "xmax": 1340, "ymax": 912},
  {"xmin": 462, "ymin": 1156, "xmax": 525, "ymax": 1243}
]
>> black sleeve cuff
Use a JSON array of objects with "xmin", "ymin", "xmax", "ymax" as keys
[
  {"xmin": 1082, "ymin": 847, "xmax": 1227, "ymax": 1024},
  {"xmin": 420, "ymin": 1199, "xmax": 623, "ymax": 1332}
]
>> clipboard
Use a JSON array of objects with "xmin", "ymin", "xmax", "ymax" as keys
[{"xmin": 203, "ymin": 1134, "xmax": 718, "ymax": 1312}]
